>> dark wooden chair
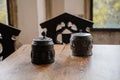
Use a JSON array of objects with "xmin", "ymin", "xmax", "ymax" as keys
[
  {"xmin": 40, "ymin": 13, "xmax": 93, "ymax": 44},
  {"xmin": 0, "ymin": 23, "xmax": 21, "ymax": 60}
]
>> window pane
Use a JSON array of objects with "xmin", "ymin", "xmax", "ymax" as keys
[
  {"xmin": 93, "ymin": 0, "xmax": 120, "ymax": 29},
  {"xmin": 0, "ymin": 0, "xmax": 8, "ymax": 24}
]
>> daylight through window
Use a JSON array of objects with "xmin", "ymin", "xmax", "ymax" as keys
[
  {"xmin": 93, "ymin": 0, "xmax": 120, "ymax": 29},
  {"xmin": 0, "ymin": 0, "xmax": 8, "ymax": 24}
]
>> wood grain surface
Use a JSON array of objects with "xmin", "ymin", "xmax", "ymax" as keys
[{"xmin": 0, "ymin": 44, "xmax": 120, "ymax": 80}]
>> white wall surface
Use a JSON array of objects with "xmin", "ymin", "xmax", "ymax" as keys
[
  {"xmin": 51, "ymin": 0, "xmax": 64, "ymax": 17},
  {"xmin": 50, "ymin": 0, "xmax": 84, "ymax": 17},
  {"xmin": 64, "ymin": 0, "xmax": 84, "ymax": 16},
  {"xmin": 37, "ymin": 0, "xmax": 46, "ymax": 37},
  {"xmin": 17, "ymin": 0, "xmax": 46, "ymax": 44}
]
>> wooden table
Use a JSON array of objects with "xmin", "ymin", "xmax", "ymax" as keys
[{"xmin": 0, "ymin": 44, "xmax": 120, "ymax": 80}]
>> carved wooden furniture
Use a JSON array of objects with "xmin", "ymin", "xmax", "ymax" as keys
[
  {"xmin": 0, "ymin": 23, "xmax": 21, "ymax": 60},
  {"xmin": 0, "ymin": 44, "xmax": 120, "ymax": 80},
  {"xmin": 40, "ymin": 13, "xmax": 93, "ymax": 44}
]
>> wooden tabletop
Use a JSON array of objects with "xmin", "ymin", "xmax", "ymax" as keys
[{"xmin": 0, "ymin": 44, "xmax": 120, "ymax": 80}]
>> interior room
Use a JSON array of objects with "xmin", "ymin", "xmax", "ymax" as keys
[
  {"xmin": 1, "ymin": 0, "xmax": 120, "ymax": 46},
  {"xmin": 18, "ymin": 0, "xmax": 120, "ymax": 45},
  {"xmin": 0, "ymin": 0, "xmax": 120, "ymax": 80}
]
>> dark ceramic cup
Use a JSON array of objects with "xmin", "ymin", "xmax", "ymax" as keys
[
  {"xmin": 70, "ymin": 32, "xmax": 93, "ymax": 56},
  {"xmin": 31, "ymin": 37, "xmax": 55, "ymax": 65}
]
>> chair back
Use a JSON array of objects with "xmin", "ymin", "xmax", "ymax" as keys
[
  {"xmin": 40, "ymin": 13, "xmax": 93, "ymax": 44},
  {"xmin": 0, "ymin": 23, "xmax": 21, "ymax": 59}
]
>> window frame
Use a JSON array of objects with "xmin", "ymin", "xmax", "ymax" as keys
[{"xmin": 7, "ymin": 0, "xmax": 17, "ymax": 27}]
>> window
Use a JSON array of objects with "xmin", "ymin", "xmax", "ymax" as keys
[
  {"xmin": 90, "ymin": 0, "xmax": 120, "ymax": 30},
  {"xmin": 0, "ymin": 0, "xmax": 8, "ymax": 24},
  {"xmin": 0, "ymin": 0, "xmax": 17, "ymax": 27}
]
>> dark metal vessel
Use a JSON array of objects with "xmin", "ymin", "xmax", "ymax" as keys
[
  {"xmin": 70, "ymin": 32, "xmax": 93, "ymax": 56},
  {"xmin": 31, "ymin": 32, "xmax": 55, "ymax": 65}
]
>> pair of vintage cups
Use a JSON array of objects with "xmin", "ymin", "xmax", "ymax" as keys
[{"xmin": 31, "ymin": 32, "xmax": 93, "ymax": 65}]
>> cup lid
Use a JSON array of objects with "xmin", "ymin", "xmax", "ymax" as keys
[
  {"xmin": 32, "ymin": 37, "xmax": 54, "ymax": 45},
  {"xmin": 71, "ymin": 32, "xmax": 91, "ymax": 37}
]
